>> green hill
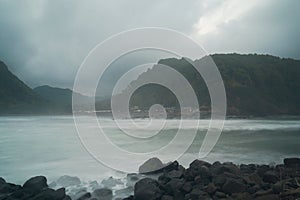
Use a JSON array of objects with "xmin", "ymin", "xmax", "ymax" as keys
[
  {"xmin": 0, "ymin": 61, "xmax": 46, "ymax": 114},
  {"xmin": 0, "ymin": 61, "xmax": 87, "ymax": 114},
  {"xmin": 128, "ymin": 54, "xmax": 300, "ymax": 117}
]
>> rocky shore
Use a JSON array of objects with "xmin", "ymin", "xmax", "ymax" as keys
[
  {"xmin": 126, "ymin": 157, "xmax": 300, "ymax": 200},
  {"xmin": 1, "ymin": 158, "xmax": 300, "ymax": 200}
]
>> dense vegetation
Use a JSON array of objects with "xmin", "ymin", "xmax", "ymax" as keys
[
  {"xmin": 1, "ymin": 53, "xmax": 300, "ymax": 116},
  {"xmin": 129, "ymin": 54, "xmax": 300, "ymax": 116},
  {"xmin": 0, "ymin": 62, "xmax": 72, "ymax": 114},
  {"xmin": 0, "ymin": 61, "xmax": 46, "ymax": 114}
]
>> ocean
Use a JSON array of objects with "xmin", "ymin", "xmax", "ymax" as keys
[{"xmin": 0, "ymin": 116, "xmax": 299, "ymax": 197}]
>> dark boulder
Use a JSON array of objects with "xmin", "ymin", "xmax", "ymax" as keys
[
  {"xmin": 165, "ymin": 168, "xmax": 184, "ymax": 180},
  {"xmin": 262, "ymin": 171, "xmax": 278, "ymax": 184},
  {"xmin": 23, "ymin": 176, "xmax": 48, "ymax": 193},
  {"xmin": 139, "ymin": 158, "xmax": 164, "ymax": 174},
  {"xmin": 92, "ymin": 188, "xmax": 113, "ymax": 200},
  {"xmin": 189, "ymin": 160, "xmax": 212, "ymax": 169},
  {"xmin": 205, "ymin": 182, "xmax": 217, "ymax": 195},
  {"xmin": 76, "ymin": 192, "xmax": 91, "ymax": 200},
  {"xmin": 284, "ymin": 158, "xmax": 300, "ymax": 168},
  {"xmin": 134, "ymin": 178, "xmax": 162, "ymax": 200},
  {"xmin": 164, "ymin": 178, "xmax": 184, "ymax": 195},
  {"xmin": 255, "ymin": 194, "xmax": 279, "ymax": 200},
  {"xmin": 211, "ymin": 162, "xmax": 241, "ymax": 176},
  {"xmin": 190, "ymin": 188, "xmax": 209, "ymax": 199},
  {"xmin": 231, "ymin": 192, "xmax": 252, "ymax": 200},
  {"xmin": 222, "ymin": 178, "xmax": 246, "ymax": 194},
  {"xmin": 56, "ymin": 175, "xmax": 81, "ymax": 187},
  {"xmin": 181, "ymin": 182, "xmax": 192, "ymax": 193},
  {"xmin": 161, "ymin": 195, "xmax": 173, "ymax": 200},
  {"xmin": 0, "ymin": 177, "xmax": 6, "ymax": 185},
  {"xmin": 30, "ymin": 188, "xmax": 66, "ymax": 200},
  {"xmin": 272, "ymin": 181, "xmax": 283, "ymax": 194}
]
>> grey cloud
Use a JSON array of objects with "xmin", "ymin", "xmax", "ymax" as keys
[
  {"xmin": 0, "ymin": 0, "xmax": 202, "ymax": 88},
  {"xmin": 197, "ymin": 0, "xmax": 300, "ymax": 59},
  {"xmin": 0, "ymin": 0, "xmax": 299, "ymax": 90}
]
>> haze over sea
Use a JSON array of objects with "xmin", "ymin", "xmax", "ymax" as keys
[{"xmin": 0, "ymin": 116, "xmax": 300, "ymax": 185}]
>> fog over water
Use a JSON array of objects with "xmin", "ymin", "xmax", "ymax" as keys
[{"xmin": 1, "ymin": 116, "xmax": 299, "ymax": 185}]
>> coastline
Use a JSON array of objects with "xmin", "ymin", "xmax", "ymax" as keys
[{"xmin": 1, "ymin": 158, "xmax": 300, "ymax": 200}]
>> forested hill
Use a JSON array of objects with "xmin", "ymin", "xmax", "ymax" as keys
[
  {"xmin": 129, "ymin": 54, "xmax": 300, "ymax": 117},
  {"xmin": 0, "ymin": 61, "xmax": 45, "ymax": 114}
]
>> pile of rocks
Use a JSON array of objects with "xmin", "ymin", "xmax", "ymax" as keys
[
  {"xmin": 0, "ymin": 176, "xmax": 70, "ymax": 200},
  {"xmin": 125, "ymin": 158, "xmax": 300, "ymax": 200},
  {"xmin": 0, "ymin": 176, "xmax": 115, "ymax": 200}
]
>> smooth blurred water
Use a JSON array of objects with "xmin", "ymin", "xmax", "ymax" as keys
[{"xmin": 0, "ymin": 116, "xmax": 300, "ymax": 185}]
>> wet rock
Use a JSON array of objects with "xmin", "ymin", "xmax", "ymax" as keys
[
  {"xmin": 215, "ymin": 191, "xmax": 226, "ymax": 198},
  {"xmin": 165, "ymin": 168, "xmax": 184, "ymax": 179},
  {"xmin": 101, "ymin": 177, "xmax": 122, "ymax": 188},
  {"xmin": 115, "ymin": 186, "xmax": 133, "ymax": 198},
  {"xmin": 134, "ymin": 178, "xmax": 162, "ymax": 200},
  {"xmin": 0, "ymin": 177, "xmax": 6, "ymax": 185},
  {"xmin": 254, "ymin": 189, "xmax": 272, "ymax": 197},
  {"xmin": 205, "ymin": 182, "xmax": 217, "ymax": 195},
  {"xmin": 190, "ymin": 160, "xmax": 212, "ymax": 169},
  {"xmin": 240, "ymin": 164, "xmax": 256, "ymax": 174},
  {"xmin": 56, "ymin": 175, "xmax": 81, "ymax": 187},
  {"xmin": 163, "ymin": 161, "xmax": 179, "ymax": 172},
  {"xmin": 181, "ymin": 182, "xmax": 192, "ymax": 193},
  {"xmin": 222, "ymin": 178, "xmax": 246, "ymax": 194},
  {"xmin": 284, "ymin": 158, "xmax": 300, "ymax": 168},
  {"xmin": 139, "ymin": 157, "xmax": 164, "ymax": 174},
  {"xmin": 280, "ymin": 188, "xmax": 300, "ymax": 198},
  {"xmin": 164, "ymin": 178, "xmax": 184, "ymax": 195},
  {"xmin": 212, "ymin": 174, "xmax": 226, "ymax": 186},
  {"xmin": 92, "ymin": 188, "xmax": 113, "ymax": 200},
  {"xmin": 272, "ymin": 181, "xmax": 283, "ymax": 194},
  {"xmin": 126, "ymin": 173, "xmax": 142, "ymax": 187},
  {"xmin": 263, "ymin": 171, "xmax": 278, "ymax": 184},
  {"xmin": 190, "ymin": 188, "xmax": 208, "ymax": 199},
  {"xmin": 55, "ymin": 188, "xmax": 67, "ymax": 199},
  {"xmin": 161, "ymin": 194, "xmax": 173, "ymax": 200},
  {"xmin": 186, "ymin": 160, "xmax": 212, "ymax": 180},
  {"xmin": 257, "ymin": 165, "xmax": 271, "ymax": 177},
  {"xmin": 231, "ymin": 192, "xmax": 252, "ymax": 200},
  {"xmin": 23, "ymin": 176, "xmax": 48, "ymax": 193},
  {"xmin": 247, "ymin": 184, "xmax": 261, "ymax": 194},
  {"xmin": 0, "ymin": 182, "xmax": 21, "ymax": 194},
  {"xmin": 255, "ymin": 194, "xmax": 279, "ymax": 200},
  {"xmin": 72, "ymin": 189, "xmax": 90, "ymax": 200},
  {"xmin": 211, "ymin": 162, "xmax": 240, "ymax": 176},
  {"xmin": 122, "ymin": 195, "xmax": 134, "ymax": 200},
  {"xmin": 30, "ymin": 188, "xmax": 66, "ymax": 200},
  {"xmin": 76, "ymin": 192, "xmax": 91, "ymax": 200},
  {"xmin": 247, "ymin": 173, "xmax": 263, "ymax": 185}
]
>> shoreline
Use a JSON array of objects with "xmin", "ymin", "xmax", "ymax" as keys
[{"xmin": 1, "ymin": 157, "xmax": 300, "ymax": 200}]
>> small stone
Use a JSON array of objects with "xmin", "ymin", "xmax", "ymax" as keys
[
  {"xmin": 263, "ymin": 171, "xmax": 278, "ymax": 184},
  {"xmin": 56, "ymin": 175, "xmax": 81, "ymax": 187},
  {"xmin": 255, "ymin": 194, "xmax": 279, "ymax": 200},
  {"xmin": 215, "ymin": 191, "xmax": 226, "ymax": 198},
  {"xmin": 92, "ymin": 188, "xmax": 112, "ymax": 200},
  {"xmin": 134, "ymin": 178, "xmax": 162, "ymax": 200},
  {"xmin": 76, "ymin": 192, "xmax": 91, "ymax": 200},
  {"xmin": 181, "ymin": 182, "xmax": 192, "ymax": 193},
  {"xmin": 205, "ymin": 183, "xmax": 217, "ymax": 194},
  {"xmin": 161, "ymin": 195, "xmax": 173, "ymax": 200},
  {"xmin": 222, "ymin": 178, "xmax": 246, "ymax": 194}
]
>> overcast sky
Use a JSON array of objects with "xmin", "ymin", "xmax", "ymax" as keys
[{"xmin": 0, "ymin": 0, "xmax": 299, "ymax": 89}]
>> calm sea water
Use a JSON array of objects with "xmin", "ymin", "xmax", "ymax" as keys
[{"xmin": 0, "ymin": 116, "xmax": 300, "ymax": 185}]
